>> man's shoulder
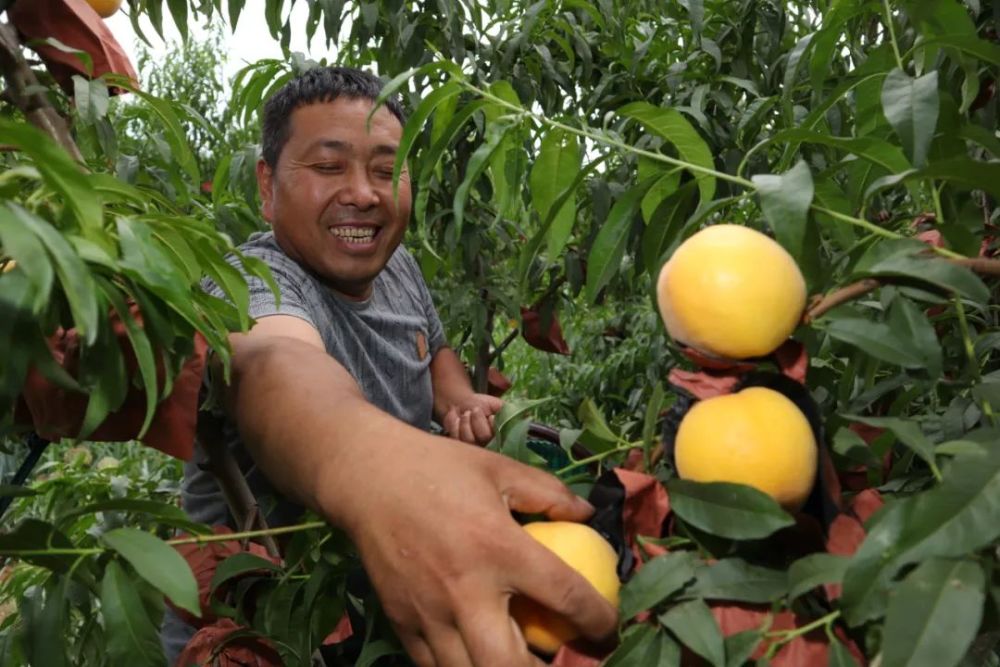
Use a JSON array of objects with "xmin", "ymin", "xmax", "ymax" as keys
[
  {"xmin": 384, "ymin": 244, "xmax": 421, "ymax": 279},
  {"xmin": 232, "ymin": 231, "xmax": 308, "ymax": 277}
]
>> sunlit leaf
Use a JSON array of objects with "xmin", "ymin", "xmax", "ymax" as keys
[
  {"xmin": 102, "ymin": 528, "xmax": 200, "ymax": 618},
  {"xmin": 881, "ymin": 68, "xmax": 939, "ymax": 168},
  {"xmin": 619, "ymin": 102, "xmax": 716, "ymax": 205},
  {"xmin": 666, "ymin": 480, "xmax": 795, "ymax": 540}
]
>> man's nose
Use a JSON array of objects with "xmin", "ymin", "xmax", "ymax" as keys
[{"xmin": 337, "ymin": 166, "xmax": 379, "ymax": 209}]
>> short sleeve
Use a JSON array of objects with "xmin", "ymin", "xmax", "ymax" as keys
[{"xmin": 201, "ymin": 244, "xmax": 317, "ymax": 329}]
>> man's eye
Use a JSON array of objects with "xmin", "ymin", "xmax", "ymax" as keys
[{"xmin": 314, "ymin": 163, "xmax": 344, "ymax": 173}]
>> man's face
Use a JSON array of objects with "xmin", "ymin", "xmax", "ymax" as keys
[{"xmin": 257, "ymin": 97, "xmax": 411, "ymax": 299}]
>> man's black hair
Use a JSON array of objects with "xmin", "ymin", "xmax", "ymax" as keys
[{"xmin": 260, "ymin": 66, "xmax": 405, "ymax": 168}]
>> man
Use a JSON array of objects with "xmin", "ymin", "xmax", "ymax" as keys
[{"xmin": 161, "ymin": 67, "xmax": 617, "ymax": 666}]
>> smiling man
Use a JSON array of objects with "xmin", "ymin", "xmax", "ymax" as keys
[{"xmin": 161, "ymin": 67, "xmax": 618, "ymax": 667}]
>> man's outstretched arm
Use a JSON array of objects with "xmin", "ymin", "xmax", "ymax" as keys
[
  {"xmin": 430, "ymin": 346, "xmax": 503, "ymax": 445},
  {"xmin": 222, "ymin": 316, "xmax": 618, "ymax": 667}
]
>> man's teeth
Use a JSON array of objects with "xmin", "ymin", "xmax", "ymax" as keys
[{"xmin": 330, "ymin": 226, "xmax": 376, "ymax": 243}]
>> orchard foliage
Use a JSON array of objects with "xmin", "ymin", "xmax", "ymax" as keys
[{"xmin": 0, "ymin": 0, "xmax": 999, "ymax": 666}]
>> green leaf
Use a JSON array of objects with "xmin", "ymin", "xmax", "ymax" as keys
[
  {"xmin": 493, "ymin": 397, "xmax": 553, "ymax": 440},
  {"xmin": 906, "ymin": 33, "xmax": 1000, "ymax": 68},
  {"xmin": 852, "ymin": 239, "xmax": 989, "ymax": 302},
  {"xmin": 531, "ymin": 129, "xmax": 581, "ymax": 258},
  {"xmin": 20, "ymin": 579, "xmax": 69, "ymax": 667},
  {"xmin": 414, "ymin": 98, "xmax": 489, "ymax": 223},
  {"xmin": 0, "ymin": 485, "xmax": 38, "ymax": 498},
  {"xmin": 842, "ymin": 448, "xmax": 1000, "ymax": 625},
  {"xmin": 0, "ymin": 519, "xmax": 78, "ymax": 572},
  {"xmin": 886, "ymin": 296, "xmax": 942, "ymax": 379},
  {"xmin": 57, "ymin": 498, "xmax": 209, "ymax": 535},
  {"xmin": 781, "ymin": 33, "xmax": 816, "ymax": 116},
  {"xmin": 585, "ymin": 178, "xmax": 653, "ymax": 302},
  {"xmin": 641, "ymin": 180, "xmax": 699, "ymax": 276},
  {"xmin": 659, "ymin": 599, "xmax": 725, "ymax": 667},
  {"xmin": 685, "ymin": 559, "xmax": 787, "ymax": 603},
  {"xmin": 863, "ymin": 159, "xmax": 1000, "ymax": 203},
  {"xmin": 642, "ymin": 382, "xmax": 667, "ymax": 453},
  {"xmin": 576, "ymin": 397, "xmax": 619, "ymax": 445},
  {"xmin": 0, "ymin": 205, "xmax": 53, "ymax": 314},
  {"xmin": 880, "ymin": 68, "xmax": 939, "ymax": 167},
  {"xmin": 97, "ymin": 278, "xmax": 159, "ymax": 438},
  {"xmin": 767, "ymin": 128, "xmax": 911, "ymax": 173},
  {"xmin": 209, "ymin": 551, "xmax": 282, "ymax": 596},
  {"xmin": 452, "ymin": 121, "xmax": 513, "ymax": 240},
  {"xmin": 641, "ymin": 168, "xmax": 682, "ymax": 224},
  {"xmin": 100, "ymin": 561, "xmax": 166, "ymax": 667},
  {"xmin": 725, "ymin": 629, "xmax": 763, "ymax": 667},
  {"xmin": 829, "ymin": 638, "xmax": 858, "ymax": 667},
  {"xmin": 619, "ymin": 101, "xmax": 716, "ymax": 204},
  {"xmin": 2, "ymin": 204, "xmax": 99, "ymax": 343},
  {"xmin": 823, "ymin": 313, "xmax": 929, "ymax": 369},
  {"xmin": 394, "ymin": 80, "xmax": 462, "ymax": 203},
  {"xmin": 847, "ymin": 415, "xmax": 937, "ymax": 473},
  {"xmin": 751, "ymin": 160, "xmax": 814, "ymax": 262},
  {"xmin": 604, "ymin": 625, "xmax": 682, "ymax": 667},
  {"xmin": 166, "ymin": 0, "xmax": 189, "ymax": 41},
  {"xmin": 101, "ymin": 528, "xmax": 200, "ymax": 618},
  {"xmin": 881, "ymin": 558, "xmax": 985, "ymax": 667},
  {"xmin": 666, "ymin": 480, "xmax": 795, "ymax": 540},
  {"xmin": 129, "ymin": 89, "xmax": 201, "ymax": 186},
  {"xmin": 787, "ymin": 553, "xmax": 849, "ymax": 600},
  {"xmin": 619, "ymin": 551, "xmax": 697, "ymax": 619},
  {"xmin": 0, "ymin": 119, "xmax": 103, "ymax": 232}
]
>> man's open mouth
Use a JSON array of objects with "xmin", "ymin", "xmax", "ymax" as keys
[{"xmin": 329, "ymin": 225, "xmax": 379, "ymax": 244}]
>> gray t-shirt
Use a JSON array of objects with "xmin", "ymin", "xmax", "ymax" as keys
[{"xmin": 162, "ymin": 231, "xmax": 446, "ymax": 662}]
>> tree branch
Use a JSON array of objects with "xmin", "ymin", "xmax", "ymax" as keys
[
  {"xmin": 197, "ymin": 413, "xmax": 281, "ymax": 559},
  {"xmin": 803, "ymin": 256, "xmax": 1000, "ymax": 324},
  {"xmin": 486, "ymin": 328, "xmax": 519, "ymax": 365},
  {"xmin": 803, "ymin": 279, "xmax": 881, "ymax": 324},
  {"xmin": 0, "ymin": 21, "xmax": 83, "ymax": 162}
]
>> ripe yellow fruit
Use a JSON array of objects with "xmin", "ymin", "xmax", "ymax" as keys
[
  {"xmin": 510, "ymin": 521, "xmax": 620, "ymax": 655},
  {"xmin": 656, "ymin": 224, "xmax": 806, "ymax": 359},
  {"xmin": 675, "ymin": 386, "xmax": 817, "ymax": 511},
  {"xmin": 85, "ymin": 0, "xmax": 124, "ymax": 18}
]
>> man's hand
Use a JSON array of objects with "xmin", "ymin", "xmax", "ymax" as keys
[
  {"xmin": 441, "ymin": 393, "xmax": 503, "ymax": 445},
  {"xmin": 324, "ymin": 435, "xmax": 619, "ymax": 667}
]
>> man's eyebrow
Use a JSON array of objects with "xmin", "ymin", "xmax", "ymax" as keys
[
  {"xmin": 372, "ymin": 143, "xmax": 400, "ymax": 157},
  {"xmin": 302, "ymin": 140, "xmax": 399, "ymax": 156},
  {"xmin": 305, "ymin": 139, "xmax": 351, "ymax": 153}
]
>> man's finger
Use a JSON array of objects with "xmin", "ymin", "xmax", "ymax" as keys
[
  {"xmin": 482, "ymin": 394, "xmax": 504, "ymax": 415},
  {"xmin": 423, "ymin": 623, "xmax": 475, "ymax": 667},
  {"xmin": 398, "ymin": 631, "xmax": 437, "ymax": 667},
  {"xmin": 454, "ymin": 592, "xmax": 547, "ymax": 667},
  {"xmin": 508, "ymin": 539, "xmax": 619, "ymax": 647},
  {"xmin": 443, "ymin": 409, "xmax": 461, "ymax": 440},
  {"xmin": 459, "ymin": 410, "xmax": 476, "ymax": 444},
  {"xmin": 469, "ymin": 407, "xmax": 494, "ymax": 443},
  {"xmin": 496, "ymin": 462, "xmax": 595, "ymax": 522}
]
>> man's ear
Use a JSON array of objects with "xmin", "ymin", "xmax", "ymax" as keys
[{"xmin": 256, "ymin": 159, "xmax": 275, "ymax": 224}]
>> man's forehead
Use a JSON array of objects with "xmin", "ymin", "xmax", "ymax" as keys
[{"xmin": 289, "ymin": 98, "xmax": 401, "ymax": 131}]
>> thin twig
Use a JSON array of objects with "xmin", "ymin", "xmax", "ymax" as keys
[
  {"xmin": 803, "ymin": 255, "xmax": 1000, "ymax": 324},
  {"xmin": 952, "ymin": 257, "xmax": 1000, "ymax": 277},
  {"xmin": 803, "ymin": 279, "xmax": 881, "ymax": 324}
]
